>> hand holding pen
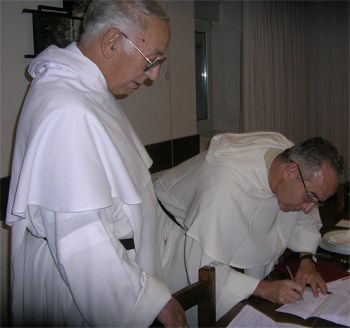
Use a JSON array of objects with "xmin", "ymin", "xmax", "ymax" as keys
[
  {"xmin": 286, "ymin": 265, "xmax": 304, "ymax": 300},
  {"xmin": 291, "ymin": 262, "xmax": 331, "ymax": 297},
  {"xmin": 254, "ymin": 275, "xmax": 304, "ymax": 304}
]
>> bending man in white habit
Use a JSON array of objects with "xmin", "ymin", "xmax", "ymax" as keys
[
  {"xmin": 155, "ymin": 132, "xmax": 344, "ymax": 320},
  {"xmin": 6, "ymin": 1, "xmax": 187, "ymax": 326}
]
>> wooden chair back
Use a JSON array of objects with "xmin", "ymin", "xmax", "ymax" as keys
[{"xmin": 173, "ymin": 266, "xmax": 216, "ymax": 327}]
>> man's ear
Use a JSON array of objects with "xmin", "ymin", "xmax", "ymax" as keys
[
  {"xmin": 283, "ymin": 162, "xmax": 298, "ymax": 180},
  {"xmin": 101, "ymin": 28, "xmax": 121, "ymax": 58}
]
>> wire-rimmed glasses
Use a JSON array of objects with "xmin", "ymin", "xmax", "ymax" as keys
[
  {"xmin": 291, "ymin": 160, "xmax": 325, "ymax": 207},
  {"xmin": 120, "ymin": 32, "xmax": 167, "ymax": 72}
]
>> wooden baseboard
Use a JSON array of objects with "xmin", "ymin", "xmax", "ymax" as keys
[
  {"xmin": 146, "ymin": 134, "xmax": 200, "ymax": 173},
  {"xmin": 0, "ymin": 176, "xmax": 10, "ymax": 222}
]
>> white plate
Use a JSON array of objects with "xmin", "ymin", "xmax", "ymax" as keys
[
  {"xmin": 323, "ymin": 229, "xmax": 350, "ymax": 246},
  {"xmin": 319, "ymin": 230, "xmax": 350, "ymax": 255},
  {"xmin": 319, "ymin": 239, "xmax": 350, "ymax": 255}
]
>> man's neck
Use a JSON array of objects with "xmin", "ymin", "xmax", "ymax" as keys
[{"xmin": 268, "ymin": 154, "xmax": 284, "ymax": 193}]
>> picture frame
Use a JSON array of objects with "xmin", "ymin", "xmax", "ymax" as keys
[
  {"xmin": 63, "ymin": 0, "xmax": 91, "ymax": 18},
  {"xmin": 24, "ymin": 1, "xmax": 91, "ymax": 57}
]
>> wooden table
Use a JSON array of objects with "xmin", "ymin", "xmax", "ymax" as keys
[
  {"xmin": 216, "ymin": 189, "xmax": 350, "ymax": 327},
  {"xmin": 216, "ymin": 255, "xmax": 349, "ymax": 327}
]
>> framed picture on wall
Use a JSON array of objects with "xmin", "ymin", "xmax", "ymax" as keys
[
  {"xmin": 24, "ymin": 1, "xmax": 91, "ymax": 57},
  {"xmin": 31, "ymin": 13, "xmax": 82, "ymax": 55},
  {"xmin": 30, "ymin": 10, "xmax": 82, "ymax": 56},
  {"xmin": 63, "ymin": 0, "xmax": 91, "ymax": 18}
]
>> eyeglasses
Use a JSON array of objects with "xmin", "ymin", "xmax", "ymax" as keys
[
  {"xmin": 120, "ymin": 32, "xmax": 167, "ymax": 72},
  {"xmin": 291, "ymin": 161, "xmax": 325, "ymax": 207}
]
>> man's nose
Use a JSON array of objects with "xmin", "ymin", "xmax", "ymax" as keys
[
  {"xmin": 302, "ymin": 202, "xmax": 316, "ymax": 214},
  {"xmin": 145, "ymin": 65, "xmax": 161, "ymax": 81}
]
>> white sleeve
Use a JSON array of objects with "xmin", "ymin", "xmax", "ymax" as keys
[
  {"xmin": 186, "ymin": 241, "xmax": 259, "ymax": 319},
  {"xmin": 40, "ymin": 205, "xmax": 171, "ymax": 327},
  {"xmin": 214, "ymin": 263, "xmax": 260, "ymax": 319}
]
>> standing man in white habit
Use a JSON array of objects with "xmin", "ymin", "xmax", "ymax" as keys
[{"xmin": 6, "ymin": 1, "xmax": 187, "ymax": 326}]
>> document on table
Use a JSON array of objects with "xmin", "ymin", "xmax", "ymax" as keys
[
  {"xmin": 277, "ymin": 277, "xmax": 350, "ymax": 327},
  {"xmin": 227, "ymin": 304, "xmax": 305, "ymax": 327},
  {"xmin": 336, "ymin": 219, "xmax": 350, "ymax": 228}
]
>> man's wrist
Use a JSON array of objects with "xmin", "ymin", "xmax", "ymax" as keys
[
  {"xmin": 299, "ymin": 253, "xmax": 317, "ymax": 265},
  {"xmin": 253, "ymin": 280, "xmax": 270, "ymax": 299}
]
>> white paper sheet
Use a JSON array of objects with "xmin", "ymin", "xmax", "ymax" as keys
[
  {"xmin": 336, "ymin": 219, "xmax": 350, "ymax": 229},
  {"xmin": 277, "ymin": 276, "xmax": 350, "ymax": 327},
  {"xmin": 227, "ymin": 305, "xmax": 305, "ymax": 328}
]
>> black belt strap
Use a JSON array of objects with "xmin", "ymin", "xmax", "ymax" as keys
[
  {"xmin": 44, "ymin": 236, "xmax": 135, "ymax": 251},
  {"xmin": 157, "ymin": 198, "xmax": 185, "ymax": 231},
  {"xmin": 119, "ymin": 238, "xmax": 135, "ymax": 250}
]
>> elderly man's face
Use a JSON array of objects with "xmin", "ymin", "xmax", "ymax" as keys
[
  {"xmin": 276, "ymin": 161, "xmax": 339, "ymax": 214},
  {"xmin": 106, "ymin": 18, "xmax": 170, "ymax": 96}
]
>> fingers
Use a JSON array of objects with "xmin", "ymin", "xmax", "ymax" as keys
[
  {"xmin": 296, "ymin": 269, "xmax": 328, "ymax": 298},
  {"xmin": 317, "ymin": 280, "xmax": 329, "ymax": 295},
  {"xmin": 309, "ymin": 280, "xmax": 320, "ymax": 297},
  {"xmin": 281, "ymin": 280, "xmax": 304, "ymax": 304},
  {"xmin": 255, "ymin": 279, "xmax": 305, "ymax": 305},
  {"xmin": 270, "ymin": 280, "xmax": 303, "ymax": 304},
  {"xmin": 295, "ymin": 269, "xmax": 311, "ymax": 289},
  {"xmin": 278, "ymin": 289, "xmax": 303, "ymax": 304},
  {"xmin": 308, "ymin": 278, "xmax": 328, "ymax": 297},
  {"xmin": 157, "ymin": 297, "xmax": 188, "ymax": 327},
  {"xmin": 284, "ymin": 279, "xmax": 303, "ymax": 293}
]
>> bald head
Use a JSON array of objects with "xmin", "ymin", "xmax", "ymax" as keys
[
  {"xmin": 79, "ymin": 0, "xmax": 169, "ymax": 47},
  {"xmin": 78, "ymin": 0, "xmax": 170, "ymax": 96}
]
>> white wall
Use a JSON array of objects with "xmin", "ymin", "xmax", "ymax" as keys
[
  {"xmin": 120, "ymin": 1, "xmax": 196, "ymax": 144},
  {"xmin": 1, "ymin": 0, "xmax": 196, "ymax": 177},
  {"xmin": 1, "ymin": 0, "xmax": 63, "ymax": 178},
  {"xmin": 1, "ymin": 3, "xmax": 63, "ymax": 324},
  {"xmin": 0, "ymin": 1, "xmax": 196, "ymax": 325},
  {"xmin": 211, "ymin": 1, "xmax": 242, "ymax": 133},
  {"xmin": 194, "ymin": 1, "xmax": 242, "ymax": 135}
]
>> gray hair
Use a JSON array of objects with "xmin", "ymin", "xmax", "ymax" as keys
[
  {"xmin": 80, "ymin": 0, "xmax": 169, "ymax": 46},
  {"xmin": 280, "ymin": 137, "xmax": 345, "ymax": 181}
]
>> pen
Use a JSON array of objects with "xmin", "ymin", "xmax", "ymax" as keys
[
  {"xmin": 286, "ymin": 266, "xmax": 332, "ymax": 295},
  {"xmin": 285, "ymin": 264, "xmax": 294, "ymax": 281},
  {"xmin": 286, "ymin": 264, "xmax": 304, "ymax": 300}
]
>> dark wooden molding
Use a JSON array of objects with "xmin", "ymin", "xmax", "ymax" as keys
[
  {"xmin": 0, "ymin": 176, "xmax": 10, "ymax": 222},
  {"xmin": 173, "ymin": 134, "xmax": 200, "ymax": 167},
  {"xmin": 146, "ymin": 134, "xmax": 200, "ymax": 173},
  {"xmin": 145, "ymin": 140, "xmax": 172, "ymax": 174}
]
